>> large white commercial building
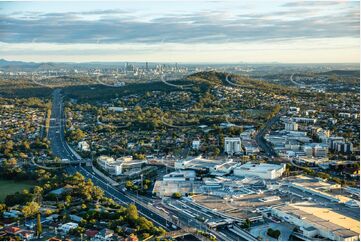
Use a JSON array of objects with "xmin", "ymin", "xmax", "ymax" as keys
[
  {"xmin": 296, "ymin": 157, "xmax": 329, "ymax": 165},
  {"xmin": 153, "ymin": 181, "xmax": 202, "ymax": 197},
  {"xmin": 271, "ymin": 203, "xmax": 359, "ymax": 241},
  {"xmin": 97, "ymin": 155, "xmax": 147, "ymax": 176},
  {"xmin": 224, "ymin": 137, "xmax": 241, "ymax": 155},
  {"xmin": 233, "ymin": 162, "xmax": 286, "ymax": 180},
  {"xmin": 163, "ymin": 170, "xmax": 196, "ymax": 182},
  {"xmin": 97, "ymin": 155, "xmax": 116, "ymax": 168}
]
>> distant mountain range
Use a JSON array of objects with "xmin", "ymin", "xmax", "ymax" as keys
[
  {"xmin": 0, "ymin": 59, "xmax": 359, "ymax": 72},
  {"xmin": 0, "ymin": 59, "xmax": 39, "ymax": 70},
  {"xmin": 0, "ymin": 59, "xmax": 130, "ymax": 71},
  {"xmin": 0, "ymin": 59, "xmax": 79, "ymax": 71}
]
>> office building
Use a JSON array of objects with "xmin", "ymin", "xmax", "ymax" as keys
[
  {"xmin": 285, "ymin": 121, "xmax": 298, "ymax": 131},
  {"xmin": 328, "ymin": 136, "xmax": 345, "ymax": 149},
  {"xmin": 224, "ymin": 137, "xmax": 241, "ymax": 155},
  {"xmin": 303, "ymin": 143, "xmax": 328, "ymax": 158},
  {"xmin": 313, "ymin": 144, "xmax": 328, "ymax": 157},
  {"xmin": 334, "ymin": 142, "xmax": 353, "ymax": 154}
]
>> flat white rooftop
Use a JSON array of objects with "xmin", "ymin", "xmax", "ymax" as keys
[
  {"xmin": 236, "ymin": 162, "xmax": 284, "ymax": 172},
  {"xmin": 275, "ymin": 202, "xmax": 359, "ymax": 239}
]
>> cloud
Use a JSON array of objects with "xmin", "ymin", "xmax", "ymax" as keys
[
  {"xmin": 282, "ymin": 1, "xmax": 358, "ymax": 8},
  {"xmin": 1, "ymin": 38, "xmax": 358, "ymax": 63},
  {"xmin": 0, "ymin": 1, "xmax": 359, "ymax": 46}
]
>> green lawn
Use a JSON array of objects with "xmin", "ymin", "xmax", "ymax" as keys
[{"xmin": 0, "ymin": 179, "xmax": 36, "ymax": 202}]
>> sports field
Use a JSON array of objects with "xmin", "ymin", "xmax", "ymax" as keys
[{"xmin": 0, "ymin": 179, "xmax": 36, "ymax": 202}]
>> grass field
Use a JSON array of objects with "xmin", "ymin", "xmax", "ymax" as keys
[{"xmin": 0, "ymin": 179, "xmax": 36, "ymax": 202}]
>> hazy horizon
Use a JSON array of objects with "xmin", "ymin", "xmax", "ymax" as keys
[
  {"xmin": 0, "ymin": 0, "xmax": 359, "ymax": 63},
  {"xmin": 1, "ymin": 58, "xmax": 360, "ymax": 65}
]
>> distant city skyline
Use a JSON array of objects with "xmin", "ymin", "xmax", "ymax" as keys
[{"xmin": 0, "ymin": 0, "xmax": 359, "ymax": 63}]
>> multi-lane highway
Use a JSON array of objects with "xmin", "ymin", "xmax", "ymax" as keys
[
  {"xmin": 255, "ymin": 113, "xmax": 281, "ymax": 157},
  {"xmin": 48, "ymin": 89, "xmax": 78, "ymax": 161},
  {"xmin": 47, "ymin": 89, "xmax": 178, "ymax": 233},
  {"xmin": 66, "ymin": 165, "xmax": 177, "ymax": 231},
  {"xmin": 47, "ymin": 89, "xmax": 256, "ymax": 241}
]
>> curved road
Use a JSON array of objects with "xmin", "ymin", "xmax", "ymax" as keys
[
  {"xmin": 290, "ymin": 73, "xmax": 306, "ymax": 88},
  {"xmin": 48, "ymin": 89, "xmax": 245, "ymax": 241}
]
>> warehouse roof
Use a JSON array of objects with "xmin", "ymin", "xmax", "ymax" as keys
[{"xmin": 276, "ymin": 202, "xmax": 359, "ymax": 239}]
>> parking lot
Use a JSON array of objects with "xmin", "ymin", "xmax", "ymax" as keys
[{"xmin": 279, "ymin": 185, "xmax": 360, "ymax": 220}]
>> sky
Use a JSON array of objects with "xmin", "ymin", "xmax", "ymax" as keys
[{"xmin": 0, "ymin": 0, "xmax": 359, "ymax": 63}]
